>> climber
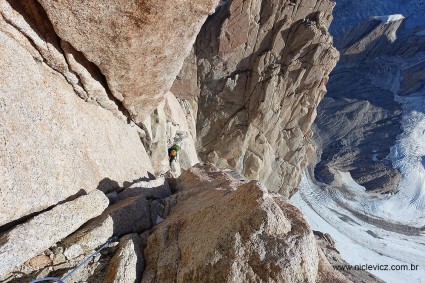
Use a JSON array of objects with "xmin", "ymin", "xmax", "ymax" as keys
[{"xmin": 168, "ymin": 144, "xmax": 181, "ymax": 165}]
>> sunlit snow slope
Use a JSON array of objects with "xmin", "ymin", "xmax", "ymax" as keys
[{"xmin": 292, "ymin": 173, "xmax": 425, "ymax": 282}]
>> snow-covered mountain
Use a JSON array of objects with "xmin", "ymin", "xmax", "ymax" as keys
[
  {"xmin": 293, "ymin": 1, "xmax": 425, "ymax": 282},
  {"xmin": 330, "ymin": 0, "xmax": 425, "ymax": 36}
]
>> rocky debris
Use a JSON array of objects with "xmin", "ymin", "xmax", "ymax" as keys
[
  {"xmin": 102, "ymin": 234, "xmax": 144, "ymax": 283},
  {"xmin": 24, "ymin": 241, "xmax": 120, "ymax": 283},
  {"xmin": 37, "ymin": 0, "xmax": 220, "ymax": 123},
  {"xmin": 0, "ymin": 0, "xmax": 154, "ymax": 226},
  {"xmin": 142, "ymin": 164, "xmax": 348, "ymax": 283},
  {"xmin": 27, "ymin": 255, "xmax": 53, "ymax": 270},
  {"xmin": 0, "ymin": 190, "xmax": 109, "ymax": 278},
  {"xmin": 173, "ymin": 0, "xmax": 339, "ymax": 197},
  {"xmin": 2, "ymin": 175, "xmax": 170, "ymax": 282},
  {"xmin": 61, "ymin": 177, "xmax": 171, "ymax": 259},
  {"xmin": 62, "ymin": 216, "xmax": 115, "ymax": 260},
  {"xmin": 314, "ymin": 232, "xmax": 385, "ymax": 283}
]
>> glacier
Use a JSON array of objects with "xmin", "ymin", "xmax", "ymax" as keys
[
  {"xmin": 292, "ymin": 1, "xmax": 425, "ymax": 281},
  {"xmin": 292, "ymin": 88, "xmax": 425, "ymax": 283}
]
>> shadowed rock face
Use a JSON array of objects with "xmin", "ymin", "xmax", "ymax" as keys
[
  {"xmin": 172, "ymin": 0, "xmax": 339, "ymax": 197},
  {"xmin": 313, "ymin": 61, "xmax": 403, "ymax": 192},
  {"xmin": 313, "ymin": 16, "xmax": 425, "ymax": 193},
  {"xmin": 36, "ymin": 0, "xmax": 220, "ymax": 124}
]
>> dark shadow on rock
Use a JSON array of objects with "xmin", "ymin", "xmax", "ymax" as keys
[
  {"xmin": 313, "ymin": 59, "xmax": 403, "ymax": 192},
  {"xmin": 96, "ymin": 178, "xmax": 120, "ymax": 193},
  {"xmin": 57, "ymin": 189, "xmax": 87, "ymax": 204},
  {"xmin": 84, "ymin": 248, "xmax": 116, "ymax": 283},
  {"xmin": 7, "ymin": 270, "xmax": 43, "ymax": 283},
  {"xmin": 109, "ymin": 196, "xmax": 151, "ymax": 238},
  {"xmin": 6, "ymin": 0, "xmax": 62, "ymax": 54},
  {"xmin": 122, "ymin": 172, "xmax": 156, "ymax": 189},
  {"xmin": 117, "ymin": 180, "xmax": 171, "ymax": 202}
]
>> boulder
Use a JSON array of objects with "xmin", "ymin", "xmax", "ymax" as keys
[
  {"xmin": 62, "ymin": 216, "xmax": 115, "ymax": 260},
  {"xmin": 37, "ymin": 0, "xmax": 220, "ymax": 123},
  {"xmin": 142, "ymin": 164, "xmax": 347, "ymax": 282},
  {"xmin": 0, "ymin": 190, "xmax": 109, "ymax": 277},
  {"xmin": 103, "ymin": 234, "xmax": 144, "ymax": 283},
  {"xmin": 173, "ymin": 0, "xmax": 339, "ymax": 196}
]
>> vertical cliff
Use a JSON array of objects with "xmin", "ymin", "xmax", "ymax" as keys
[
  {"xmin": 172, "ymin": 0, "xmax": 339, "ymax": 197},
  {"xmin": 0, "ymin": 0, "xmax": 347, "ymax": 281}
]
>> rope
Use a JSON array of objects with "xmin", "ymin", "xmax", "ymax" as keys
[
  {"xmin": 29, "ymin": 236, "xmax": 117, "ymax": 283},
  {"xmin": 29, "ymin": 277, "xmax": 64, "ymax": 283}
]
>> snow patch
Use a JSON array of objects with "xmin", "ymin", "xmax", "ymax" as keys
[
  {"xmin": 373, "ymin": 14, "xmax": 405, "ymax": 24},
  {"xmin": 338, "ymin": 170, "xmax": 366, "ymax": 191},
  {"xmin": 291, "ymin": 173, "xmax": 425, "ymax": 283},
  {"xmin": 386, "ymin": 92, "xmax": 425, "ymax": 215}
]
